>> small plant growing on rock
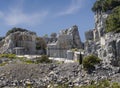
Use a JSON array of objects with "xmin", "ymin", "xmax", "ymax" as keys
[{"xmin": 83, "ymin": 55, "xmax": 101, "ymax": 71}]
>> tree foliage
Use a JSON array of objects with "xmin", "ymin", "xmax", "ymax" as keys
[
  {"xmin": 105, "ymin": 6, "xmax": 120, "ymax": 33},
  {"xmin": 6, "ymin": 27, "xmax": 36, "ymax": 36},
  {"xmin": 92, "ymin": 0, "xmax": 120, "ymax": 12},
  {"xmin": 36, "ymin": 37, "xmax": 47, "ymax": 50},
  {"xmin": 6, "ymin": 27, "xmax": 28, "ymax": 36}
]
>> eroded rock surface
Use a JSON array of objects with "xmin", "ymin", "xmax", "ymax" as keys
[{"xmin": 0, "ymin": 31, "xmax": 37, "ymax": 54}]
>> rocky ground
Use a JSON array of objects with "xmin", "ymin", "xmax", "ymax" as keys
[{"xmin": 0, "ymin": 61, "xmax": 120, "ymax": 88}]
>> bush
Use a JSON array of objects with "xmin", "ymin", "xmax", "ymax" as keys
[
  {"xmin": 83, "ymin": 55, "xmax": 101, "ymax": 70},
  {"xmin": 0, "ymin": 62, "xmax": 7, "ymax": 66},
  {"xmin": 48, "ymin": 80, "xmax": 120, "ymax": 88},
  {"xmin": 6, "ymin": 27, "xmax": 28, "ymax": 36},
  {"xmin": 105, "ymin": 6, "xmax": 120, "ymax": 33},
  {"xmin": 80, "ymin": 80, "xmax": 120, "ymax": 88},
  {"xmin": 92, "ymin": 0, "xmax": 120, "ymax": 12},
  {"xmin": 35, "ymin": 55, "xmax": 52, "ymax": 63},
  {"xmin": 36, "ymin": 37, "xmax": 47, "ymax": 50},
  {"xmin": 6, "ymin": 27, "xmax": 36, "ymax": 36},
  {"xmin": 112, "ymin": 82, "xmax": 120, "ymax": 88},
  {"xmin": 25, "ymin": 60, "xmax": 34, "ymax": 64},
  {"xmin": 0, "ymin": 54, "xmax": 16, "ymax": 59}
]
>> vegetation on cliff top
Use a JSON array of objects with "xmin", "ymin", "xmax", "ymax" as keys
[
  {"xmin": 105, "ymin": 6, "xmax": 120, "ymax": 33},
  {"xmin": 6, "ymin": 27, "xmax": 36, "ymax": 36},
  {"xmin": 92, "ymin": 0, "xmax": 120, "ymax": 33},
  {"xmin": 92, "ymin": 0, "xmax": 120, "ymax": 12}
]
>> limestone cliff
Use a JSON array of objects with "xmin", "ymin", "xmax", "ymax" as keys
[
  {"xmin": 0, "ymin": 31, "xmax": 37, "ymax": 55},
  {"xmin": 59, "ymin": 25, "xmax": 83, "ymax": 49},
  {"xmin": 85, "ymin": 7, "xmax": 120, "ymax": 66},
  {"xmin": 94, "ymin": 11, "xmax": 112, "ymax": 40},
  {"xmin": 47, "ymin": 25, "xmax": 83, "ymax": 58}
]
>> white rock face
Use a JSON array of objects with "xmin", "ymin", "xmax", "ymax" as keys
[
  {"xmin": 59, "ymin": 25, "xmax": 83, "ymax": 49},
  {"xmin": 100, "ymin": 37, "xmax": 105, "ymax": 46},
  {"xmin": 85, "ymin": 10, "xmax": 119, "ymax": 67},
  {"xmin": 85, "ymin": 30, "xmax": 94, "ymax": 40},
  {"xmin": 0, "ymin": 31, "xmax": 37, "ymax": 55},
  {"xmin": 94, "ymin": 11, "xmax": 111, "ymax": 40},
  {"xmin": 85, "ymin": 11, "xmax": 110, "ymax": 42},
  {"xmin": 47, "ymin": 25, "xmax": 83, "ymax": 58},
  {"xmin": 85, "ymin": 32, "xmax": 120, "ymax": 66}
]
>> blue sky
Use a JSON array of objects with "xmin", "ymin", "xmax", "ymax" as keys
[{"xmin": 0, "ymin": 0, "xmax": 96, "ymax": 41}]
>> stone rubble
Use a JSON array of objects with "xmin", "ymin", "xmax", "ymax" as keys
[{"xmin": 0, "ymin": 63, "xmax": 119, "ymax": 87}]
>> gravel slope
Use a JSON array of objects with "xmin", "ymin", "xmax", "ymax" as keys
[{"xmin": 0, "ymin": 63, "xmax": 120, "ymax": 88}]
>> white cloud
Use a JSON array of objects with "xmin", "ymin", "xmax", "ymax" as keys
[
  {"xmin": 0, "ymin": 11, "xmax": 4, "ymax": 17},
  {"xmin": 2, "ymin": 8, "xmax": 48, "ymax": 26},
  {"xmin": 57, "ymin": 0, "xmax": 83, "ymax": 16},
  {"xmin": 0, "ymin": 0, "xmax": 48, "ymax": 26}
]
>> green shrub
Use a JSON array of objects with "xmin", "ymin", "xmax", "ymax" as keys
[
  {"xmin": 35, "ymin": 55, "xmax": 52, "ymax": 63},
  {"xmin": 99, "ymin": 80, "xmax": 110, "ymax": 87},
  {"xmin": 0, "ymin": 54, "xmax": 16, "ymax": 59},
  {"xmin": 83, "ymin": 55, "xmax": 101, "ymax": 70},
  {"xmin": 25, "ymin": 60, "xmax": 34, "ymax": 64},
  {"xmin": 79, "ymin": 80, "xmax": 120, "ymax": 88},
  {"xmin": 36, "ymin": 37, "xmax": 47, "ymax": 50},
  {"xmin": 48, "ymin": 80, "xmax": 120, "ymax": 88},
  {"xmin": 6, "ymin": 27, "xmax": 28, "ymax": 36},
  {"xmin": 105, "ymin": 6, "xmax": 120, "ymax": 33},
  {"xmin": 6, "ymin": 27, "xmax": 36, "ymax": 36},
  {"xmin": 112, "ymin": 82, "xmax": 120, "ymax": 88},
  {"xmin": 0, "ymin": 62, "xmax": 7, "ymax": 66},
  {"xmin": 92, "ymin": 0, "xmax": 120, "ymax": 12}
]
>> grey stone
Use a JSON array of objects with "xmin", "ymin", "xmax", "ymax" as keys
[
  {"xmin": 0, "ymin": 63, "xmax": 120, "ymax": 87},
  {"xmin": 94, "ymin": 11, "xmax": 111, "ymax": 39},
  {"xmin": 0, "ymin": 31, "xmax": 37, "ymax": 55},
  {"xmin": 85, "ymin": 30, "xmax": 94, "ymax": 40},
  {"xmin": 85, "ymin": 30, "xmax": 120, "ymax": 67},
  {"xmin": 116, "ymin": 39, "xmax": 120, "ymax": 61},
  {"xmin": 47, "ymin": 25, "xmax": 83, "ymax": 58},
  {"xmin": 0, "ymin": 60, "xmax": 2, "ymax": 64}
]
